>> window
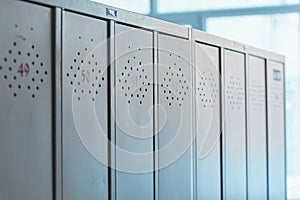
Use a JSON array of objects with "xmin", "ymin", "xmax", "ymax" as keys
[
  {"xmin": 207, "ymin": 13, "xmax": 300, "ymax": 199},
  {"xmin": 158, "ymin": 0, "xmax": 299, "ymax": 13}
]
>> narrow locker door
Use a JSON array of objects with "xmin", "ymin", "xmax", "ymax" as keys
[
  {"xmin": 157, "ymin": 34, "xmax": 192, "ymax": 200},
  {"xmin": 247, "ymin": 56, "xmax": 267, "ymax": 199},
  {"xmin": 267, "ymin": 61, "xmax": 286, "ymax": 199},
  {"xmin": 62, "ymin": 12, "xmax": 108, "ymax": 200},
  {"xmin": 115, "ymin": 24, "xmax": 154, "ymax": 200},
  {"xmin": 195, "ymin": 43, "xmax": 221, "ymax": 199},
  {"xmin": 0, "ymin": 1, "xmax": 53, "ymax": 200},
  {"xmin": 223, "ymin": 50, "xmax": 247, "ymax": 199}
]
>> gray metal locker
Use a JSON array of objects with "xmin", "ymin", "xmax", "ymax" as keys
[
  {"xmin": 223, "ymin": 50, "xmax": 247, "ymax": 199},
  {"xmin": 267, "ymin": 60, "xmax": 286, "ymax": 199},
  {"xmin": 0, "ymin": 1, "xmax": 53, "ymax": 200},
  {"xmin": 62, "ymin": 11, "xmax": 109, "ymax": 200},
  {"xmin": 115, "ymin": 23, "xmax": 154, "ymax": 200},
  {"xmin": 0, "ymin": 1, "xmax": 288, "ymax": 200},
  {"xmin": 195, "ymin": 43, "xmax": 221, "ymax": 199},
  {"xmin": 246, "ymin": 55, "xmax": 268, "ymax": 199},
  {"xmin": 157, "ymin": 33, "xmax": 193, "ymax": 200}
]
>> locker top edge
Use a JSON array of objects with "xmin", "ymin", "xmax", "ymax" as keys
[
  {"xmin": 192, "ymin": 28, "xmax": 285, "ymax": 63},
  {"xmin": 20, "ymin": 0, "xmax": 284, "ymax": 63},
  {"xmin": 20, "ymin": 0, "xmax": 189, "ymax": 38}
]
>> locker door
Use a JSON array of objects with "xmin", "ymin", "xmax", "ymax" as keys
[
  {"xmin": 115, "ymin": 24, "xmax": 154, "ymax": 200},
  {"xmin": 267, "ymin": 61, "xmax": 286, "ymax": 199},
  {"xmin": 157, "ymin": 34, "xmax": 192, "ymax": 200},
  {"xmin": 195, "ymin": 43, "xmax": 221, "ymax": 199},
  {"xmin": 223, "ymin": 50, "xmax": 247, "ymax": 199},
  {"xmin": 62, "ymin": 12, "xmax": 108, "ymax": 200},
  {"xmin": 247, "ymin": 56, "xmax": 267, "ymax": 199},
  {"xmin": 0, "ymin": 1, "xmax": 53, "ymax": 200}
]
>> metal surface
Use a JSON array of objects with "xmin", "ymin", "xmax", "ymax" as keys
[
  {"xmin": 115, "ymin": 23, "xmax": 154, "ymax": 200},
  {"xmin": 223, "ymin": 50, "xmax": 247, "ymax": 199},
  {"xmin": 246, "ymin": 55, "xmax": 268, "ymax": 199},
  {"xmin": 62, "ymin": 11, "xmax": 108, "ymax": 200},
  {"xmin": 0, "ymin": 1, "xmax": 53, "ymax": 199},
  {"xmin": 157, "ymin": 33, "xmax": 193, "ymax": 200},
  {"xmin": 195, "ymin": 43, "xmax": 221, "ymax": 199},
  {"xmin": 267, "ymin": 60, "xmax": 286, "ymax": 200}
]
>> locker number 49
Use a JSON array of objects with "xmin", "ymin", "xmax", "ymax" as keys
[{"xmin": 18, "ymin": 63, "xmax": 30, "ymax": 77}]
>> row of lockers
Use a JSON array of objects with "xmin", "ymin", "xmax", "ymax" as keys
[{"xmin": 0, "ymin": 1, "xmax": 286, "ymax": 200}]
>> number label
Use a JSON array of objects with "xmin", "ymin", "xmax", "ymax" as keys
[
  {"xmin": 171, "ymin": 82, "xmax": 179, "ymax": 92},
  {"xmin": 130, "ymin": 76, "xmax": 138, "ymax": 88},
  {"xmin": 81, "ymin": 70, "xmax": 90, "ymax": 82},
  {"xmin": 18, "ymin": 63, "xmax": 30, "ymax": 77}
]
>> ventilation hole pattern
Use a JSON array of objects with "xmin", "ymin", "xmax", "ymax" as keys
[
  {"xmin": 118, "ymin": 46, "xmax": 151, "ymax": 106},
  {"xmin": 197, "ymin": 71, "xmax": 218, "ymax": 108},
  {"xmin": 0, "ymin": 24, "xmax": 48, "ymax": 99},
  {"xmin": 226, "ymin": 75, "xmax": 244, "ymax": 110},
  {"xmin": 250, "ymin": 80, "xmax": 265, "ymax": 111},
  {"xmin": 65, "ymin": 35, "xmax": 105, "ymax": 102},
  {"xmin": 160, "ymin": 53, "xmax": 189, "ymax": 107}
]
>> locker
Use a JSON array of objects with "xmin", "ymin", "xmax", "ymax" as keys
[
  {"xmin": 157, "ymin": 34, "xmax": 193, "ymax": 200},
  {"xmin": 62, "ymin": 11, "xmax": 109, "ymax": 200},
  {"xmin": 0, "ymin": 1, "xmax": 287, "ymax": 200},
  {"xmin": 267, "ymin": 61, "xmax": 286, "ymax": 199},
  {"xmin": 223, "ymin": 50, "xmax": 247, "ymax": 199},
  {"xmin": 195, "ymin": 43, "xmax": 221, "ymax": 199},
  {"xmin": 115, "ymin": 24, "xmax": 154, "ymax": 200},
  {"xmin": 246, "ymin": 56, "xmax": 267, "ymax": 199},
  {"xmin": 0, "ymin": 1, "xmax": 53, "ymax": 200}
]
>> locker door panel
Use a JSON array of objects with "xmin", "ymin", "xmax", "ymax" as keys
[
  {"xmin": 223, "ymin": 50, "xmax": 247, "ymax": 199},
  {"xmin": 247, "ymin": 56, "xmax": 267, "ymax": 199},
  {"xmin": 195, "ymin": 43, "xmax": 221, "ymax": 199},
  {"xmin": 0, "ymin": 1, "xmax": 53, "ymax": 200},
  {"xmin": 62, "ymin": 11, "xmax": 108, "ymax": 200},
  {"xmin": 267, "ymin": 61, "xmax": 286, "ymax": 199},
  {"xmin": 158, "ymin": 34, "xmax": 192, "ymax": 200},
  {"xmin": 115, "ymin": 24, "xmax": 154, "ymax": 200}
]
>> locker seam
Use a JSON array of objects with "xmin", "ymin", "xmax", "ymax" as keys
[
  {"xmin": 265, "ymin": 59, "xmax": 270, "ymax": 200},
  {"xmin": 244, "ymin": 54, "xmax": 249, "ymax": 200}
]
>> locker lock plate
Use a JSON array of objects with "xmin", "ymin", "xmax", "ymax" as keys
[{"xmin": 106, "ymin": 8, "xmax": 117, "ymax": 17}]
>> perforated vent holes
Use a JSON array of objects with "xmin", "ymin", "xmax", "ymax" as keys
[
  {"xmin": 160, "ymin": 52, "xmax": 190, "ymax": 107},
  {"xmin": 250, "ymin": 80, "xmax": 265, "ymax": 111},
  {"xmin": 65, "ymin": 35, "xmax": 106, "ymax": 102},
  {"xmin": 226, "ymin": 75, "xmax": 244, "ymax": 110},
  {"xmin": 117, "ymin": 46, "xmax": 152, "ymax": 106},
  {"xmin": 197, "ymin": 70, "xmax": 219, "ymax": 109},
  {"xmin": 0, "ymin": 24, "xmax": 49, "ymax": 99},
  {"xmin": 270, "ymin": 81, "xmax": 284, "ymax": 112}
]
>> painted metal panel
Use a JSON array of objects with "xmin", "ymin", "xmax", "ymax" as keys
[
  {"xmin": 267, "ymin": 61, "xmax": 286, "ymax": 200},
  {"xmin": 115, "ymin": 23, "xmax": 154, "ymax": 200},
  {"xmin": 157, "ymin": 34, "xmax": 193, "ymax": 200},
  {"xmin": 247, "ymin": 56, "xmax": 268, "ymax": 199},
  {"xmin": 195, "ymin": 43, "xmax": 221, "ymax": 199},
  {"xmin": 0, "ymin": 1, "xmax": 53, "ymax": 200},
  {"xmin": 62, "ymin": 11, "xmax": 108, "ymax": 200},
  {"xmin": 223, "ymin": 50, "xmax": 247, "ymax": 199}
]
